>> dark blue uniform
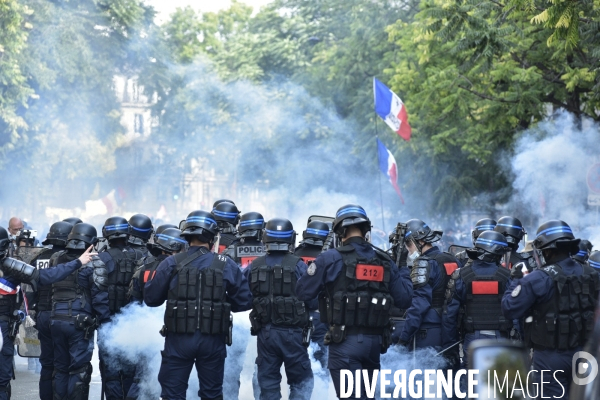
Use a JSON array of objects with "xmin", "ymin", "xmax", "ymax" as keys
[
  {"xmin": 243, "ymin": 254, "xmax": 313, "ymax": 400},
  {"xmin": 51, "ymin": 255, "xmax": 110, "ymax": 400},
  {"xmin": 443, "ymin": 260, "xmax": 511, "ymax": 364},
  {"xmin": 0, "ymin": 257, "xmax": 88, "ymax": 400},
  {"xmin": 144, "ymin": 246, "xmax": 252, "ymax": 400},
  {"xmin": 296, "ymin": 238, "xmax": 413, "ymax": 400},
  {"xmin": 400, "ymin": 246, "xmax": 450, "ymax": 348},
  {"xmin": 502, "ymin": 257, "xmax": 582, "ymax": 399}
]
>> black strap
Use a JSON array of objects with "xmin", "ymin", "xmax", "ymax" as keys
[{"xmin": 172, "ymin": 247, "xmax": 209, "ymax": 276}]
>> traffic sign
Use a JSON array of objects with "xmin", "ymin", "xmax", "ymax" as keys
[{"xmin": 587, "ymin": 163, "xmax": 600, "ymax": 194}]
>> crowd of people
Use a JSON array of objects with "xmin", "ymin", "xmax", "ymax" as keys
[{"xmin": 0, "ymin": 199, "xmax": 598, "ymax": 400}]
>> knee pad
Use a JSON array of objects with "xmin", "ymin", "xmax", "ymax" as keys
[
  {"xmin": 70, "ymin": 363, "xmax": 93, "ymax": 384},
  {"xmin": 67, "ymin": 364, "xmax": 92, "ymax": 400}
]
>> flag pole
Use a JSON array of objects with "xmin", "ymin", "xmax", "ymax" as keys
[{"xmin": 375, "ymin": 118, "xmax": 386, "ymax": 234}]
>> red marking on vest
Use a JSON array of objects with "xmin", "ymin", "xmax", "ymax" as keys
[
  {"xmin": 143, "ymin": 271, "xmax": 156, "ymax": 283},
  {"xmin": 444, "ymin": 263, "xmax": 458, "ymax": 275},
  {"xmin": 302, "ymin": 257, "xmax": 316, "ymax": 264},
  {"xmin": 241, "ymin": 257, "xmax": 257, "ymax": 269},
  {"xmin": 218, "ymin": 245, "xmax": 227, "ymax": 254},
  {"xmin": 356, "ymin": 264, "xmax": 384, "ymax": 282},
  {"xmin": 472, "ymin": 281, "xmax": 499, "ymax": 295}
]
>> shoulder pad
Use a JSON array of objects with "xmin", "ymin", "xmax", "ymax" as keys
[
  {"xmin": 91, "ymin": 256, "xmax": 108, "ymax": 291},
  {"xmin": 410, "ymin": 257, "xmax": 431, "ymax": 289},
  {"xmin": 49, "ymin": 250, "xmax": 67, "ymax": 266},
  {"xmin": 370, "ymin": 244, "xmax": 393, "ymax": 262}
]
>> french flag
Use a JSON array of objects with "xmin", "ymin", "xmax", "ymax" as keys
[
  {"xmin": 377, "ymin": 138, "xmax": 405, "ymax": 204},
  {"xmin": 0, "ymin": 277, "xmax": 18, "ymax": 296},
  {"xmin": 373, "ymin": 78, "xmax": 411, "ymax": 141}
]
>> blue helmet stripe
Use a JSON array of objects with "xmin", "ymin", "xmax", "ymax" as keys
[
  {"xmin": 131, "ymin": 226, "xmax": 152, "ymax": 232},
  {"xmin": 589, "ymin": 260, "xmax": 600, "ymax": 269},
  {"xmin": 240, "ymin": 219, "xmax": 264, "ymax": 226},
  {"xmin": 497, "ymin": 223, "xmax": 523, "ymax": 230},
  {"xmin": 187, "ymin": 216, "xmax": 217, "ymax": 225},
  {"xmin": 476, "ymin": 238, "xmax": 508, "ymax": 247},
  {"xmin": 104, "ymin": 224, "xmax": 129, "ymax": 231},
  {"xmin": 156, "ymin": 234, "xmax": 187, "ymax": 244},
  {"xmin": 405, "ymin": 231, "xmax": 412, "ymax": 238},
  {"xmin": 265, "ymin": 229, "xmax": 294, "ymax": 238},
  {"xmin": 336, "ymin": 207, "xmax": 367, "ymax": 218},
  {"xmin": 536, "ymin": 226, "xmax": 573, "ymax": 238},
  {"xmin": 212, "ymin": 209, "xmax": 238, "ymax": 218},
  {"xmin": 475, "ymin": 225, "xmax": 496, "ymax": 230},
  {"xmin": 576, "ymin": 250, "xmax": 587, "ymax": 257},
  {"xmin": 306, "ymin": 228, "xmax": 329, "ymax": 236}
]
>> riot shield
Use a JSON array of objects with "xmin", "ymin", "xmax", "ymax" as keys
[{"xmin": 17, "ymin": 322, "xmax": 41, "ymax": 358}]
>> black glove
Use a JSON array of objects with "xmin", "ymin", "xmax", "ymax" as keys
[{"xmin": 510, "ymin": 262, "xmax": 524, "ymax": 279}]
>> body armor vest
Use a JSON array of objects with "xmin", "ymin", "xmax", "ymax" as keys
[
  {"xmin": 424, "ymin": 252, "xmax": 459, "ymax": 314},
  {"xmin": 229, "ymin": 239, "xmax": 265, "ymax": 269},
  {"xmin": 318, "ymin": 245, "xmax": 394, "ymax": 332},
  {"xmin": 294, "ymin": 244, "xmax": 322, "ymax": 265},
  {"xmin": 526, "ymin": 263, "xmax": 600, "ymax": 350},
  {"xmin": 460, "ymin": 264, "xmax": 511, "ymax": 334},
  {"xmin": 249, "ymin": 254, "xmax": 308, "ymax": 329},
  {"xmin": 35, "ymin": 248, "xmax": 65, "ymax": 312},
  {"xmin": 51, "ymin": 251, "xmax": 91, "ymax": 317},
  {"xmin": 164, "ymin": 249, "xmax": 231, "ymax": 335},
  {"xmin": 129, "ymin": 254, "xmax": 167, "ymax": 301},
  {"xmin": 0, "ymin": 288, "xmax": 17, "ymax": 316},
  {"xmin": 106, "ymin": 247, "xmax": 140, "ymax": 315}
]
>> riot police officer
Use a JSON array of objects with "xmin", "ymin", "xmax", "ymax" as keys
[
  {"xmin": 502, "ymin": 220, "xmax": 597, "ymax": 399},
  {"xmin": 399, "ymin": 219, "xmax": 459, "ymax": 350},
  {"xmin": 145, "ymin": 210, "xmax": 252, "ymax": 400},
  {"xmin": 494, "ymin": 216, "xmax": 526, "ymax": 269},
  {"xmin": 0, "ymin": 225, "xmax": 96, "ymax": 400},
  {"xmin": 454, "ymin": 218, "xmax": 496, "ymax": 268},
  {"xmin": 588, "ymin": 250, "xmax": 600, "ymax": 270},
  {"xmin": 33, "ymin": 221, "xmax": 75, "ymax": 400},
  {"xmin": 243, "ymin": 217, "xmax": 313, "ymax": 400},
  {"xmin": 212, "ymin": 200, "xmax": 241, "ymax": 254},
  {"xmin": 444, "ymin": 231, "xmax": 512, "ymax": 365},
  {"xmin": 294, "ymin": 220, "xmax": 331, "ymax": 371},
  {"xmin": 49, "ymin": 223, "xmax": 108, "ymax": 400},
  {"xmin": 223, "ymin": 212, "xmax": 266, "ymax": 270},
  {"xmin": 296, "ymin": 205, "xmax": 413, "ymax": 399},
  {"xmin": 0, "ymin": 224, "xmax": 99, "ymax": 400},
  {"xmin": 127, "ymin": 214, "xmax": 153, "ymax": 257},
  {"xmin": 97, "ymin": 216, "xmax": 144, "ymax": 400}
]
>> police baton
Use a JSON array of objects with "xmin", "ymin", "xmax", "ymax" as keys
[{"xmin": 434, "ymin": 340, "xmax": 462, "ymax": 357}]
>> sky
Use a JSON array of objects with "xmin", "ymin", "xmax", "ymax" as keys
[{"xmin": 145, "ymin": 0, "xmax": 274, "ymax": 23}]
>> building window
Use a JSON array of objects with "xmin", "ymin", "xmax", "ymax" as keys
[{"xmin": 134, "ymin": 114, "xmax": 144, "ymax": 135}]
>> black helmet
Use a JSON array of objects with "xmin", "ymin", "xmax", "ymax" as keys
[
  {"xmin": 495, "ymin": 216, "xmax": 525, "ymax": 249},
  {"xmin": 155, "ymin": 228, "xmax": 186, "ymax": 254},
  {"xmin": 63, "ymin": 217, "xmax": 82, "ymax": 225},
  {"xmin": 263, "ymin": 218, "xmax": 296, "ymax": 252},
  {"xmin": 102, "ymin": 217, "xmax": 129, "ymax": 240},
  {"xmin": 238, "ymin": 212, "xmax": 265, "ymax": 239},
  {"xmin": 302, "ymin": 221, "xmax": 330, "ymax": 246},
  {"xmin": 180, "ymin": 210, "xmax": 218, "ymax": 242},
  {"xmin": 213, "ymin": 199, "xmax": 235, "ymax": 208},
  {"xmin": 332, "ymin": 204, "xmax": 371, "ymax": 236},
  {"xmin": 471, "ymin": 218, "xmax": 497, "ymax": 244},
  {"xmin": 66, "ymin": 223, "xmax": 98, "ymax": 249},
  {"xmin": 128, "ymin": 214, "xmax": 154, "ymax": 242},
  {"xmin": 474, "ymin": 231, "xmax": 508, "ymax": 255},
  {"xmin": 573, "ymin": 239, "xmax": 593, "ymax": 263},
  {"xmin": 533, "ymin": 220, "xmax": 579, "ymax": 251},
  {"xmin": 156, "ymin": 224, "xmax": 177, "ymax": 235},
  {"xmin": 588, "ymin": 251, "xmax": 600, "ymax": 270},
  {"xmin": 0, "ymin": 227, "xmax": 9, "ymax": 257},
  {"xmin": 212, "ymin": 201, "xmax": 241, "ymax": 227},
  {"xmin": 42, "ymin": 221, "xmax": 74, "ymax": 246},
  {"xmin": 147, "ymin": 224, "xmax": 178, "ymax": 256},
  {"xmin": 405, "ymin": 219, "xmax": 442, "ymax": 243}
]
